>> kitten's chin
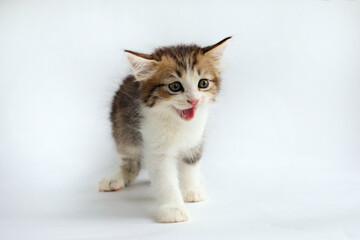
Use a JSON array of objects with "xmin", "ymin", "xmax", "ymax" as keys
[{"xmin": 174, "ymin": 106, "xmax": 196, "ymax": 120}]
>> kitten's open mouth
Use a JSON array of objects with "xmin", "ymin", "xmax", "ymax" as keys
[{"xmin": 175, "ymin": 107, "xmax": 196, "ymax": 120}]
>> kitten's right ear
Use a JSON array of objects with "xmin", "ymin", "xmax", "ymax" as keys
[
  {"xmin": 202, "ymin": 36, "xmax": 232, "ymax": 69},
  {"xmin": 124, "ymin": 50, "xmax": 158, "ymax": 81}
]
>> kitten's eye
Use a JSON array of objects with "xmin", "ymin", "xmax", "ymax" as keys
[
  {"xmin": 168, "ymin": 81, "xmax": 184, "ymax": 92},
  {"xmin": 198, "ymin": 79, "xmax": 209, "ymax": 89}
]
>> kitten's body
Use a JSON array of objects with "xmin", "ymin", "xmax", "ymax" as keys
[{"xmin": 99, "ymin": 38, "xmax": 231, "ymax": 223}]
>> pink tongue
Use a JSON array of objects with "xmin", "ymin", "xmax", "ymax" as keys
[{"xmin": 181, "ymin": 107, "xmax": 195, "ymax": 120}]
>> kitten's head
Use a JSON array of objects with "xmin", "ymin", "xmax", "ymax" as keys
[{"xmin": 125, "ymin": 37, "xmax": 231, "ymax": 121}]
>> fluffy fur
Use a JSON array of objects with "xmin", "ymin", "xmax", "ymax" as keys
[{"xmin": 99, "ymin": 37, "xmax": 231, "ymax": 223}]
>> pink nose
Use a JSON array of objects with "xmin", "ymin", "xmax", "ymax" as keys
[{"xmin": 187, "ymin": 99, "xmax": 199, "ymax": 106}]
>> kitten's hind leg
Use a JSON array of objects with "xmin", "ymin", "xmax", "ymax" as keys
[
  {"xmin": 98, "ymin": 171, "xmax": 126, "ymax": 192},
  {"xmin": 98, "ymin": 147, "xmax": 141, "ymax": 192}
]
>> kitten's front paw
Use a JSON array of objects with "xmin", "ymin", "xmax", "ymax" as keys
[
  {"xmin": 98, "ymin": 178, "xmax": 125, "ymax": 192},
  {"xmin": 182, "ymin": 187, "xmax": 207, "ymax": 203},
  {"xmin": 157, "ymin": 205, "xmax": 190, "ymax": 223}
]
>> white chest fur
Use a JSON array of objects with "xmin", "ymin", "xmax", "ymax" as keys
[{"xmin": 141, "ymin": 106, "xmax": 209, "ymax": 154}]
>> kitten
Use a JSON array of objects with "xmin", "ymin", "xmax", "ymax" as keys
[{"xmin": 99, "ymin": 37, "xmax": 231, "ymax": 223}]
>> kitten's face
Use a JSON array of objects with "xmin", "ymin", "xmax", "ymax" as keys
[{"xmin": 125, "ymin": 37, "xmax": 231, "ymax": 121}]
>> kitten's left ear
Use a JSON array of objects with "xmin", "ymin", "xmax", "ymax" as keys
[
  {"xmin": 202, "ymin": 36, "xmax": 232, "ymax": 67},
  {"xmin": 124, "ymin": 50, "xmax": 158, "ymax": 81}
]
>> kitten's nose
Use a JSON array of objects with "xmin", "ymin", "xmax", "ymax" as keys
[{"xmin": 187, "ymin": 99, "xmax": 199, "ymax": 106}]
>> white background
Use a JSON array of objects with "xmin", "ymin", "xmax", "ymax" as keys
[{"xmin": 1, "ymin": 0, "xmax": 360, "ymax": 239}]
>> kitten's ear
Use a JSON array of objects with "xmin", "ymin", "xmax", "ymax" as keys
[
  {"xmin": 202, "ymin": 36, "xmax": 232, "ymax": 67},
  {"xmin": 124, "ymin": 50, "xmax": 158, "ymax": 81}
]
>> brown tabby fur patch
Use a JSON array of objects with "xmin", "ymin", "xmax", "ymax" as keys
[{"xmin": 126, "ymin": 38, "xmax": 229, "ymax": 107}]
